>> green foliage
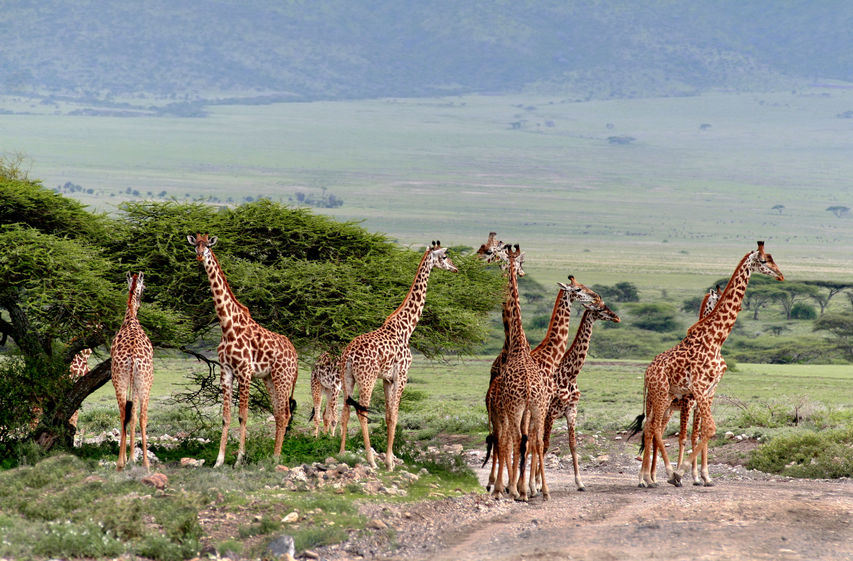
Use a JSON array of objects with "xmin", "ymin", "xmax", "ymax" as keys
[
  {"xmin": 591, "ymin": 281, "xmax": 639, "ymax": 303},
  {"xmin": 726, "ymin": 335, "xmax": 836, "ymax": 364},
  {"xmin": 747, "ymin": 426, "xmax": 853, "ymax": 479},
  {"xmin": 627, "ymin": 302, "xmax": 679, "ymax": 332},
  {"xmin": 790, "ymin": 302, "xmax": 817, "ymax": 320},
  {"xmin": 814, "ymin": 312, "xmax": 853, "ymax": 359}
]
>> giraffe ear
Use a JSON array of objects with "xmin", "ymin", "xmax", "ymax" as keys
[
  {"xmin": 126, "ymin": 271, "xmax": 133, "ymax": 285},
  {"xmin": 138, "ymin": 271, "xmax": 144, "ymax": 284},
  {"xmin": 187, "ymin": 235, "xmax": 196, "ymax": 245},
  {"xmin": 208, "ymin": 236, "xmax": 218, "ymax": 247}
]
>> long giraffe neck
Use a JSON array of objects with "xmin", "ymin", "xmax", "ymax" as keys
[
  {"xmin": 531, "ymin": 290, "xmax": 572, "ymax": 372},
  {"xmin": 383, "ymin": 249, "xmax": 434, "ymax": 341},
  {"xmin": 201, "ymin": 248, "xmax": 252, "ymax": 333},
  {"xmin": 556, "ymin": 309, "xmax": 596, "ymax": 386},
  {"xmin": 505, "ymin": 255, "xmax": 530, "ymax": 353},
  {"xmin": 688, "ymin": 251, "xmax": 755, "ymax": 347},
  {"xmin": 123, "ymin": 276, "xmax": 141, "ymax": 324}
]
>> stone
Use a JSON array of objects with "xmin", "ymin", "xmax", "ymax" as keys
[
  {"xmin": 180, "ymin": 457, "xmax": 204, "ymax": 467},
  {"xmin": 141, "ymin": 473, "xmax": 168, "ymax": 490},
  {"xmin": 266, "ymin": 534, "xmax": 295, "ymax": 559},
  {"xmin": 275, "ymin": 464, "xmax": 290, "ymax": 472},
  {"xmin": 725, "ymin": 431, "xmax": 735, "ymax": 440},
  {"xmin": 303, "ymin": 550, "xmax": 320, "ymax": 559},
  {"xmin": 282, "ymin": 511, "xmax": 299, "ymax": 523},
  {"xmin": 368, "ymin": 518, "xmax": 388, "ymax": 530}
]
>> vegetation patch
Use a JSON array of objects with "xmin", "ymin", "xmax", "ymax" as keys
[{"xmin": 747, "ymin": 426, "xmax": 853, "ymax": 479}]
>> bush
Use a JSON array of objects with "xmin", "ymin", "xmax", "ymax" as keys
[
  {"xmin": 747, "ymin": 426, "xmax": 853, "ymax": 478},
  {"xmin": 629, "ymin": 303, "xmax": 680, "ymax": 332},
  {"xmin": 790, "ymin": 303, "xmax": 817, "ymax": 320}
]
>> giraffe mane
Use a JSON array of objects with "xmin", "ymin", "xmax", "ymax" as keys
[
  {"xmin": 208, "ymin": 249, "xmax": 252, "ymax": 318},
  {"xmin": 383, "ymin": 246, "xmax": 431, "ymax": 325},
  {"xmin": 126, "ymin": 273, "xmax": 139, "ymax": 310},
  {"xmin": 686, "ymin": 249, "xmax": 754, "ymax": 334}
]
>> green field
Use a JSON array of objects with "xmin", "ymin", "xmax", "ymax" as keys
[{"xmin": 4, "ymin": 90, "xmax": 853, "ymax": 285}]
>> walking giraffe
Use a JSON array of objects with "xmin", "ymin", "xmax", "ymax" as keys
[
  {"xmin": 338, "ymin": 241, "xmax": 458, "ymax": 470},
  {"xmin": 646, "ymin": 285, "xmax": 722, "ymax": 484},
  {"xmin": 541, "ymin": 300, "xmax": 620, "ymax": 491},
  {"xmin": 310, "ymin": 351, "xmax": 341, "ymax": 437},
  {"xmin": 636, "ymin": 242, "xmax": 783, "ymax": 487},
  {"xmin": 110, "ymin": 272, "xmax": 154, "ymax": 471},
  {"xmin": 188, "ymin": 234, "xmax": 298, "ymax": 467}
]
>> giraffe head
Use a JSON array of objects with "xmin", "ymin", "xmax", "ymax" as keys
[
  {"xmin": 700, "ymin": 284, "xmax": 721, "ymax": 319},
  {"xmin": 485, "ymin": 243, "xmax": 526, "ymax": 277},
  {"xmin": 556, "ymin": 275, "xmax": 600, "ymax": 307},
  {"xmin": 125, "ymin": 271, "xmax": 146, "ymax": 313},
  {"xmin": 427, "ymin": 241, "xmax": 459, "ymax": 273},
  {"xmin": 187, "ymin": 233, "xmax": 218, "ymax": 262},
  {"xmin": 750, "ymin": 241, "xmax": 784, "ymax": 281},
  {"xmin": 476, "ymin": 232, "xmax": 503, "ymax": 259},
  {"xmin": 585, "ymin": 300, "xmax": 621, "ymax": 324}
]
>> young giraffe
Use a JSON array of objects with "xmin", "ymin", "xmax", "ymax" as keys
[
  {"xmin": 491, "ymin": 244, "xmax": 549, "ymax": 501},
  {"xmin": 110, "ymin": 272, "xmax": 154, "ymax": 471},
  {"xmin": 338, "ymin": 241, "xmax": 458, "ymax": 470},
  {"xmin": 68, "ymin": 348, "xmax": 93, "ymax": 428},
  {"xmin": 637, "ymin": 242, "xmax": 783, "ymax": 488},
  {"xmin": 309, "ymin": 351, "xmax": 341, "ymax": 437},
  {"xmin": 540, "ymin": 300, "xmax": 620, "ymax": 492},
  {"xmin": 647, "ymin": 285, "xmax": 722, "ymax": 484},
  {"xmin": 188, "ymin": 234, "xmax": 299, "ymax": 468}
]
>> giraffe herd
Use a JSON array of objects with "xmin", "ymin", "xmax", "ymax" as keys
[{"xmin": 91, "ymin": 230, "xmax": 782, "ymax": 500}]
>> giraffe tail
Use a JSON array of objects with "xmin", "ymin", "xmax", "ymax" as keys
[
  {"xmin": 482, "ymin": 433, "xmax": 494, "ymax": 468},
  {"xmin": 346, "ymin": 396, "xmax": 369, "ymax": 414},
  {"xmin": 626, "ymin": 413, "xmax": 645, "ymax": 441},
  {"xmin": 518, "ymin": 433, "xmax": 528, "ymax": 483},
  {"xmin": 307, "ymin": 407, "xmax": 315, "ymax": 422},
  {"xmin": 123, "ymin": 400, "xmax": 133, "ymax": 431},
  {"xmin": 287, "ymin": 397, "xmax": 297, "ymax": 430}
]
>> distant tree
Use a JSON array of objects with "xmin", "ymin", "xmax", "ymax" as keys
[
  {"xmin": 773, "ymin": 282, "xmax": 822, "ymax": 320},
  {"xmin": 607, "ymin": 135, "xmax": 635, "ymax": 145},
  {"xmin": 826, "ymin": 205, "xmax": 850, "ymax": 218},
  {"xmin": 804, "ymin": 281, "xmax": 852, "ymax": 315},
  {"xmin": 813, "ymin": 313, "xmax": 853, "ymax": 360},
  {"xmin": 592, "ymin": 281, "xmax": 639, "ymax": 302},
  {"xmin": 772, "ymin": 204, "xmax": 785, "ymax": 214},
  {"xmin": 630, "ymin": 303, "xmax": 679, "ymax": 332},
  {"xmin": 699, "ymin": 123, "xmax": 712, "ymax": 130},
  {"xmin": 766, "ymin": 325, "xmax": 789, "ymax": 336},
  {"xmin": 681, "ymin": 295, "xmax": 704, "ymax": 314}
]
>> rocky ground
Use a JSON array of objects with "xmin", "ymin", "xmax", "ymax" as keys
[{"xmin": 308, "ymin": 443, "xmax": 853, "ymax": 561}]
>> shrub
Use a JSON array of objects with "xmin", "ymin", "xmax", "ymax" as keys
[
  {"xmin": 790, "ymin": 303, "xmax": 817, "ymax": 320},
  {"xmin": 629, "ymin": 303, "xmax": 680, "ymax": 332},
  {"xmin": 747, "ymin": 426, "xmax": 853, "ymax": 478}
]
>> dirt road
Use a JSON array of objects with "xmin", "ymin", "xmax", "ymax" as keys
[{"xmin": 317, "ymin": 455, "xmax": 853, "ymax": 561}]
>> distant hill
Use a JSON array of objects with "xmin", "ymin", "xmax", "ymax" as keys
[{"xmin": 2, "ymin": 1, "xmax": 852, "ymax": 102}]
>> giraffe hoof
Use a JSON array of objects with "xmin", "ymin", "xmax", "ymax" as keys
[
  {"xmin": 577, "ymin": 486, "xmax": 586, "ymax": 492},
  {"xmin": 667, "ymin": 476, "xmax": 682, "ymax": 487},
  {"xmin": 485, "ymin": 484, "xmax": 492, "ymax": 492},
  {"xmin": 542, "ymin": 492, "xmax": 551, "ymax": 501},
  {"xmin": 703, "ymin": 481, "xmax": 715, "ymax": 487},
  {"xmin": 693, "ymin": 480, "xmax": 704, "ymax": 486}
]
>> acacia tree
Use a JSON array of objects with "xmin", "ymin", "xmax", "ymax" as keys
[
  {"xmin": 0, "ymin": 180, "xmax": 504, "ymax": 453},
  {"xmin": 804, "ymin": 281, "xmax": 852, "ymax": 315},
  {"xmin": 814, "ymin": 313, "xmax": 853, "ymax": 360}
]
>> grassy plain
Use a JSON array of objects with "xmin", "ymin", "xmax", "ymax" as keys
[{"xmin": 3, "ymin": 89, "xmax": 853, "ymax": 284}]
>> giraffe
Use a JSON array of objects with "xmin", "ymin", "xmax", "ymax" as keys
[
  {"xmin": 647, "ymin": 285, "xmax": 722, "ymax": 484},
  {"xmin": 485, "ymin": 275, "xmax": 601, "ymax": 495},
  {"xmin": 338, "ymin": 241, "xmax": 458, "ymax": 470},
  {"xmin": 637, "ymin": 242, "xmax": 783, "ymax": 488},
  {"xmin": 476, "ymin": 231, "xmax": 502, "ymax": 258},
  {"xmin": 309, "ymin": 351, "xmax": 341, "ymax": 437},
  {"xmin": 540, "ymin": 301, "xmax": 620, "ymax": 491},
  {"xmin": 68, "ymin": 348, "xmax": 93, "ymax": 428},
  {"xmin": 188, "ymin": 234, "xmax": 299, "ymax": 468},
  {"xmin": 490, "ymin": 244, "xmax": 549, "ymax": 501},
  {"xmin": 110, "ymin": 272, "xmax": 154, "ymax": 471}
]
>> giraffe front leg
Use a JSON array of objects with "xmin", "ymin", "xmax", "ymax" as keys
[
  {"xmin": 324, "ymin": 387, "xmax": 338, "ymax": 436},
  {"xmin": 215, "ymin": 366, "xmax": 234, "ymax": 468},
  {"xmin": 691, "ymin": 407, "xmax": 703, "ymax": 485},
  {"xmin": 311, "ymin": 377, "xmax": 323, "ymax": 438},
  {"xmin": 356, "ymin": 383, "xmax": 376, "ymax": 469},
  {"xmin": 676, "ymin": 397, "xmax": 715, "ymax": 484},
  {"xmin": 265, "ymin": 377, "xmax": 287, "ymax": 463}
]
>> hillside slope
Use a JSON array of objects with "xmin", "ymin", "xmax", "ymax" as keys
[{"xmin": 2, "ymin": 1, "xmax": 852, "ymax": 101}]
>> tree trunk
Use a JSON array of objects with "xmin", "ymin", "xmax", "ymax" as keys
[{"xmin": 32, "ymin": 359, "xmax": 112, "ymax": 451}]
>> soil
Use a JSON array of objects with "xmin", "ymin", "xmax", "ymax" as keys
[{"xmin": 311, "ymin": 438, "xmax": 853, "ymax": 561}]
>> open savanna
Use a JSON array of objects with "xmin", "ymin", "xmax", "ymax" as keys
[{"xmin": 3, "ymin": 89, "xmax": 853, "ymax": 284}]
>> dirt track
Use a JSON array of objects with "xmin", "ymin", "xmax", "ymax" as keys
[{"xmin": 317, "ymin": 453, "xmax": 853, "ymax": 561}]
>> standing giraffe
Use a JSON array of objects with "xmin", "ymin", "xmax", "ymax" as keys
[
  {"xmin": 110, "ymin": 272, "xmax": 154, "ymax": 471},
  {"xmin": 637, "ymin": 242, "xmax": 783, "ymax": 488},
  {"xmin": 310, "ymin": 351, "xmax": 341, "ymax": 437},
  {"xmin": 476, "ymin": 231, "xmax": 502, "ymax": 257},
  {"xmin": 646, "ymin": 284, "xmax": 722, "ymax": 484},
  {"xmin": 491, "ymin": 244, "xmax": 549, "ymax": 501},
  {"xmin": 188, "ymin": 234, "xmax": 298, "ymax": 468},
  {"xmin": 338, "ymin": 241, "xmax": 458, "ymax": 470},
  {"xmin": 486, "ymin": 275, "xmax": 600, "ymax": 495},
  {"xmin": 541, "ymin": 301, "xmax": 620, "ymax": 491}
]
